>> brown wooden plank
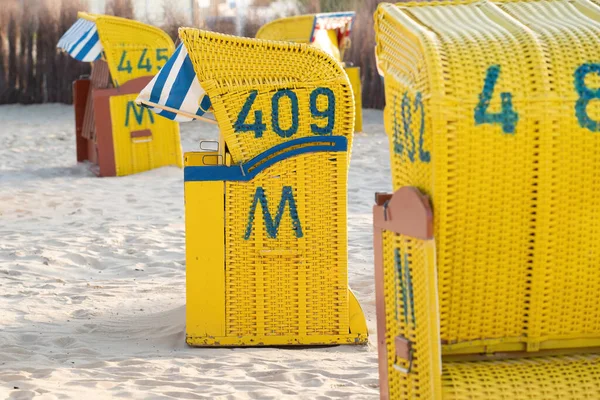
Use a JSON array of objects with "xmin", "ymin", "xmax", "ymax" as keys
[
  {"xmin": 130, "ymin": 129, "xmax": 152, "ymax": 139},
  {"xmin": 73, "ymin": 79, "xmax": 91, "ymax": 162},
  {"xmin": 91, "ymin": 88, "xmax": 117, "ymax": 177},
  {"xmin": 374, "ymin": 203, "xmax": 390, "ymax": 400},
  {"xmin": 395, "ymin": 336, "xmax": 412, "ymax": 361},
  {"xmin": 91, "ymin": 59, "xmax": 111, "ymax": 90}
]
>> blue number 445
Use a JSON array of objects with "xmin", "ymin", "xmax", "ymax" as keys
[{"xmin": 474, "ymin": 65, "xmax": 519, "ymax": 134}]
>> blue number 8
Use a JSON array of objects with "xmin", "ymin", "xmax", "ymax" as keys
[
  {"xmin": 575, "ymin": 63, "xmax": 600, "ymax": 132},
  {"xmin": 310, "ymin": 87, "xmax": 336, "ymax": 135}
]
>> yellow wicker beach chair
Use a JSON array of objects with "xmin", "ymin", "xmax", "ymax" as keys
[
  {"xmin": 373, "ymin": 0, "xmax": 600, "ymax": 398},
  {"xmin": 63, "ymin": 12, "xmax": 181, "ymax": 177},
  {"xmin": 256, "ymin": 12, "xmax": 363, "ymax": 133},
  {"xmin": 181, "ymin": 29, "xmax": 367, "ymax": 346}
]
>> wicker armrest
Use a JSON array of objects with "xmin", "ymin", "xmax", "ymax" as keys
[{"xmin": 373, "ymin": 186, "xmax": 442, "ymax": 399}]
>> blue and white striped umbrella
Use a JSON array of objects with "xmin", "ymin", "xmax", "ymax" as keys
[
  {"xmin": 136, "ymin": 43, "xmax": 212, "ymax": 123},
  {"xmin": 57, "ymin": 18, "xmax": 103, "ymax": 62}
]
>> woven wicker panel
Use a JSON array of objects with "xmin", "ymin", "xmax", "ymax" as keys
[
  {"xmin": 376, "ymin": 0, "xmax": 545, "ymax": 346},
  {"xmin": 443, "ymin": 354, "xmax": 600, "ymax": 399},
  {"xmin": 376, "ymin": 0, "xmax": 600, "ymax": 351},
  {"xmin": 492, "ymin": 0, "xmax": 600, "ymax": 347},
  {"xmin": 383, "ymin": 231, "xmax": 443, "ymax": 399},
  {"xmin": 225, "ymin": 151, "xmax": 348, "ymax": 337},
  {"xmin": 179, "ymin": 29, "xmax": 355, "ymax": 164},
  {"xmin": 93, "ymin": 15, "xmax": 175, "ymax": 87}
]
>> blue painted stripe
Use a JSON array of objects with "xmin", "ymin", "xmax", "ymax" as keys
[
  {"xmin": 197, "ymin": 96, "xmax": 212, "ymax": 116},
  {"xmin": 149, "ymin": 43, "xmax": 183, "ymax": 104},
  {"xmin": 316, "ymin": 12, "xmax": 355, "ymax": 18},
  {"xmin": 61, "ymin": 20, "xmax": 88, "ymax": 51},
  {"xmin": 243, "ymin": 136, "xmax": 346, "ymax": 172},
  {"xmin": 395, "ymin": 248, "xmax": 409, "ymax": 324},
  {"xmin": 67, "ymin": 26, "xmax": 94, "ymax": 54},
  {"xmin": 73, "ymin": 31, "xmax": 99, "ymax": 61},
  {"xmin": 163, "ymin": 52, "xmax": 196, "ymax": 112},
  {"xmin": 185, "ymin": 165, "xmax": 245, "ymax": 182},
  {"xmin": 157, "ymin": 109, "xmax": 177, "ymax": 120},
  {"xmin": 185, "ymin": 145, "xmax": 341, "ymax": 182},
  {"xmin": 404, "ymin": 253, "xmax": 416, "ymax": 327},
  {"xmin": 185, "ymin": 136, "xmax": 347, "ymax": 182}
]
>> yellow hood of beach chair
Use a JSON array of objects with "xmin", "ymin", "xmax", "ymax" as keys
[
  {"xmin": 78, "ymin": 12, "xmax": 175, "ymax": 86},
  {"xmin": 255, "ymin": 13, "xmax": 354, "ymax": 62},
  {"xmin": 178, "ymin": 28, "xmax": 355, "ymax": 163}
]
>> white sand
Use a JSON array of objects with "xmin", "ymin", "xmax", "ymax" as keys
[{"xmin": 0, "ymin": 104, "xmax": 391, "ymax": 399}]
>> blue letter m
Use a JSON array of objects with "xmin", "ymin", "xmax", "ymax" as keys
[
  {"xmin": 125, "ymin": 101, "xmax": 154, "ymax": 127},
  {"xmin": 244, "ymin": 186, "xmax": 303, "ymax": 240}
]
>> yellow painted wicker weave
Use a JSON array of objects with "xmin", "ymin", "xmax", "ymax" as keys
[
  {"xmin": 381, "ymin": 230, "xmax": 442, "ymax": 399},
  {"xmin": 182, "ymin": 29, "xmax": 367, "ymax": 346},
  {"xmin": 80, "ymin": 12, "xmax": 175, "ymax": 87},
  {"xmin": 256, "ymin": 13, "xmax": 363, "ymax": 133},
  {"xmin": 374, "ymin": 0, "xmax": 600, "ymax": 398},
  {"xmin": 108, "ymin": 93, "xmax": 182, "ymax": 176}
]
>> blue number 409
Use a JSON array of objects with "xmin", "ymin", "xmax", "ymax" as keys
[{"xmin": 234, "ymin": 87, "xmax": 336, "ymax": 138}]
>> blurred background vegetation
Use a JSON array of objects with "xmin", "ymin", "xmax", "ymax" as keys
[{"xmin": 0, "ymin": 0, "xmax": 386, "ymax": 108}]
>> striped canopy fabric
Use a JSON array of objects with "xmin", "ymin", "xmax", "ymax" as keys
[
  {"xmin": 136, "ymin": 43, "xmax": 212, "ymax": 123},
  {"xmin": 57, "ymin": 18, "xmax": 103, "ymax": 62}
]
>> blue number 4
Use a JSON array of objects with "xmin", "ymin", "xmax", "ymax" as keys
[
  {"xmin": 234, "ymin": 90, "xmax": 267, "ymax": 138},
  {"xmin": 117, "ymin": 51, "xmax": 132, "ymax": 74},
  {"xmin": 137, "ymin": 49, "xmax": 152, "ymax": 72},
  {"xmin": 474, "ymin": 65, "xmax": 519, "ymax": 134}
]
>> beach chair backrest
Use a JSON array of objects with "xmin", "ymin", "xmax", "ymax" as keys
[
  {"xmin": 256, "ymin": 14, "xmax": 316, "ymax": 44},
  {"xmin": 81, "ymin": 12, "xmax": 175, "ymax": 87},
  {"xmin": 375, "ymin": 0, "xmax": 600, "ymax": 356},
  {"xmin": 179, "ymin": 28, "xmax": 355, "ymax": 163}
]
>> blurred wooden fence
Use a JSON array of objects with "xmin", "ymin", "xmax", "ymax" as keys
[
  {"xmin": 0, "ymin": 0, "xmax": 90, "ymax": 104},
  {"xmin": 0, "ymin": 0, "xmax": 385, "ymax": 109}
]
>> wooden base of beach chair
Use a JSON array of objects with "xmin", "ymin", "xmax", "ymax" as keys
[
  {"xmin": 186, "ymin": 289, "xmax": 367, "ymax": 347},
  {"xmin": 72, "ymin": 76, "xmax": 182, "ymax": 177}
]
